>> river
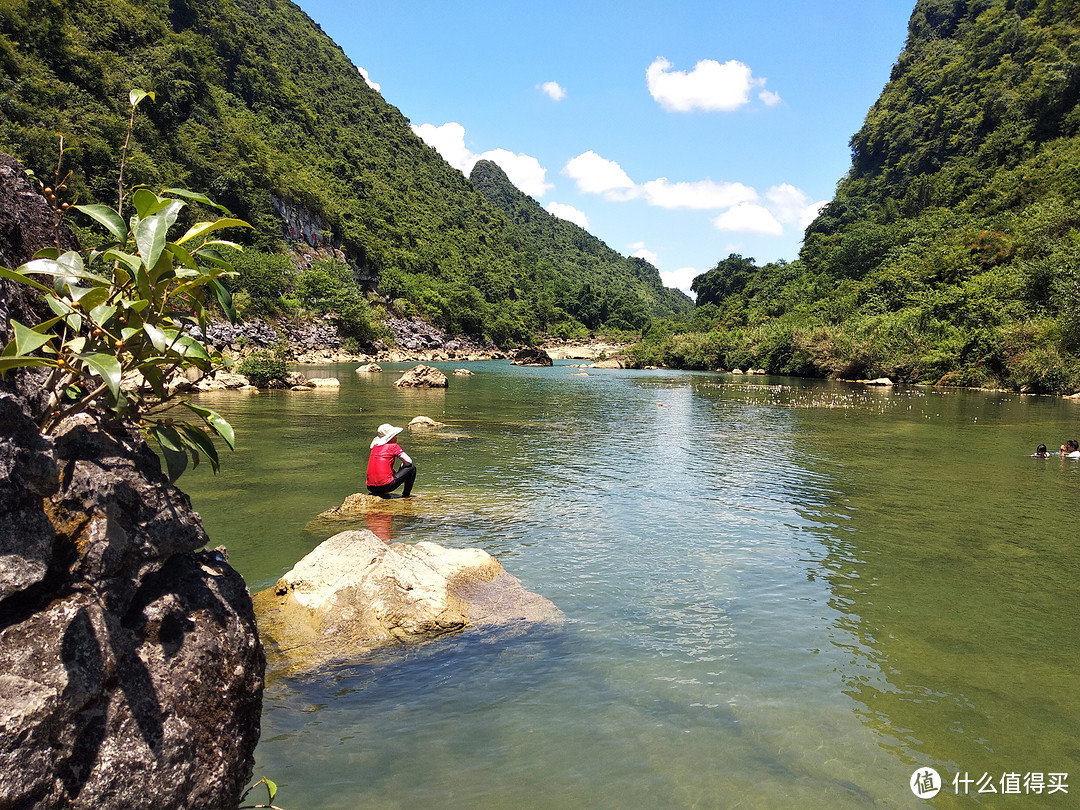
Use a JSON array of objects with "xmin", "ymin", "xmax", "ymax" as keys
[{"xmin": 179, "ymin": 362, "xmax": 1080, "ymax": 809}]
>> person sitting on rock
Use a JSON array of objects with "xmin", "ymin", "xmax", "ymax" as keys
[{"xmin": 366, "ymin": 423, "xmax": 416, "ymax": 497}]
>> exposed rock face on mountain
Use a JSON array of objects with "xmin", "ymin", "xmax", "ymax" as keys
[
  {"xmin": 0, "ymin": 154, "xmax": 264, "ymax": 810},
  {"xmin": 253, "ymin": 529, "xmax": 562, "ymax": 673}
]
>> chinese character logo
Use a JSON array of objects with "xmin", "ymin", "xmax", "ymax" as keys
[{"xmin": 911, "ymin": 767, "xmax": 941, "ymax": 799}]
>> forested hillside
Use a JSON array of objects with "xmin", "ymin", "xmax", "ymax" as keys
[
  {"xmin": 0, "ymin": 0, "xmax": 688, "ymax": 346},
  {"xmin": 469, "ymin": 160, "xmax": 693, "ymax": 332},
  {"xmin": 636, "ymin": 0, "xmax": 1080, "ymax": 393}
]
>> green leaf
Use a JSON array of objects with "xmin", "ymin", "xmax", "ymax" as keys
[
  {"xmin": 129, "ymin": 88, "xmax": 155, "ymax": 107},
  {"xmin": 175, "ymin": 218, "xmax": 251, "ymax": 245},
  {"xmin": 21, "ymin": 253, "xmax": 110, "ymax": 285},
  {"xmin": 147, "ymin": 424, "xmax": 189, "ymax": 482},
  {"xmin": 162, "ymin": 188, "xmax": 229, "ymax": 213},
  {"xmin": 10, "ymin": 319, "xmax": 55, "ymax": 354},
  {"xmin": 71, "ymin": 285, "xmax": 109, "ymax": 312},
  {"xmin": 0, "ymin": 355, "xmax": 56, "ymax": 374},
  {"xmin": 265, "ymin": 778, "xmax": 277, "ymax": 802},
  {"xmin": 184, "ymin": 401, "xmax": 235, "ymax": 450},
  {"xmin": 208, "ymin": 278, "xmax": 237, "ymax": 323},
  {"xmin": 143, "ymin": 322, "xmax": 168, "ymax": 352},
  {"xmin": 178, "ymin": 423, "xmax": 221, "ymax": 472},
  {"xmin": 89, "ymin": 304, "xmax": 117, "ymax": 328},
  {"xmin": 102, "ymin": 249, "xmax": 143, "ymax": 276},
  {"xmin": 137, "ymin": 364, "xmax": 167, "ymax": 399},
  {"xmin": 72, "ymin": 204, "xmax": 127, "ymax": 243},
  {"xmin": 132, "ymin": 188, "xmax": 167, "ymax": 219},
  {"xmin": 166, "ymin": 241, "xmax": 198, "ymax": 270},
  {"xmin": 0, "ymin": 265, "xmax": 54, "ymax": 294},
  {"xmin": 135, "ymin": 212, "xmax": 170, "ymax": 270},
  {"xmin": 76, "ymin": 352, "xmax": 123, "ymax": 398},
  {"xmin": 175, "ymin": 335, "xmax": 210, "ymax": 361}
]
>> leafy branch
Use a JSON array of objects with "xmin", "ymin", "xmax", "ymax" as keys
[
  {"xmin": 0, "ymin": 89, "xmax": 250, "ymax": 480},
  {"xmin": 239, "ymin": 777, "xmax": 286, "ymax": 810}
]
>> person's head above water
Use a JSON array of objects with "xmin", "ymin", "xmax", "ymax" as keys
[{"xmin": 1036, "ymin": 444, "xmax": 1048, "ymax": 455}]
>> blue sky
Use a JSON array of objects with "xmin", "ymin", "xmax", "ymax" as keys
[{"xmin": 296, "ymin": 0, "xmax": 914, "ymax": 295}]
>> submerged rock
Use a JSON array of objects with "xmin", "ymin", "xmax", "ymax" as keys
[
  {"xmin": 253, "ymin": 530, "xmax": 562, "ymax": 671},
  {"xmin": 393, "ymin": 364, "xmax": 449, "ymax": 388},
  {"xmin": 408, "ymin": 415, "xmax": 444, "ymax": 429},
  {"xmin": 355, "ymin": 362, "xmax": 383, "ymax": 374}
]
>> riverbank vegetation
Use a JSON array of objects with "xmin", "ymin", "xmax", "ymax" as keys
[
  {"xmin": 632, "ymin": 0, "xmax": 1080, "ymax": 393},
  {"xmin": 3, "ymin": 0, "xmax": 1078, "ymax": 391},
  {"xmin": 0, "ymin": 0, "xmax": 688, "ymax": 349}
]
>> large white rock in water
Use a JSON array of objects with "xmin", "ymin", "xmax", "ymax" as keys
[
  {"xmin": 393, "ymin": 364, "xmax": 448, "ymax": 388},
  {"xmin": 253, "ymin": 530, "xmax": 560, "ymax": 670}
]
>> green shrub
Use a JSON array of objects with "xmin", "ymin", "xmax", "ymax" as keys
[{"xmin": 237, "ymin": 350, "xmax": 288, "ymax": 387}]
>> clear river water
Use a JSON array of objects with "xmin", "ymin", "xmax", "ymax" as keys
[{"xmin": 179, "ymin": 361, "xmax": 1080, "ymax": 809}]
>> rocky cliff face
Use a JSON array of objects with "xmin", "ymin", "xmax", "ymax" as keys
[{"xmin": 0, "ymin": 153, "xmax": 264, "ymax": 809}]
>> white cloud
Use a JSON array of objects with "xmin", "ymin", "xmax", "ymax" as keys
[
  {"xmin": 479, "ymin": 148, "xmax": 553, "ymax": 197},
  {"xmin": 661, "ymin": 267, "xmax": 701, "ymax": 296},
  {"xmin": 357, "ymin": 67, "xmax": 381, "ymax": 93},
  {"xmin": 546, "ymin": 201, "xmax": 589, "ymax": 228},
  {"xmin": 412, "ymin": 122, "xmax": 474, "ymax": 172},
  {"xmin": 765, "ymin": 183, "xmax": 827, "ymax": 228},
  {"xmin": 759, "ymin": 89, "xmax": 782, "ymax": 107},
  {"xmin": 712, "ymin": 203, "xmax": 783, "ymax": 236},
  {"xmin": 641, "ymin": 178, "xmax": 758, "ymax": 210},
  {"xmin": 539, "ymin": 81, "xmax": 566, "ymax": 101},
  {"xmin": 628, "ymin": 241, "xmax": 658, "ymax": 265},
  {"xmin": 646, "ymin": 57, "xmax": 770, "ymax": 113},
  {"xmin": 800, "ymin": 200, "xmax": 828, "ymax": 228},
  {"xmin": 412, "ymin": 122, "xmax": 551, "ymax": 197},
  {"xmin": 562, "ymin": 151, "xmax": 639, "ymax": 200}
]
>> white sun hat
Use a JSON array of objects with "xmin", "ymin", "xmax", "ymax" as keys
[{"xmin": 370, "ymin": 423, "xmax": 404, "ymax": 448}]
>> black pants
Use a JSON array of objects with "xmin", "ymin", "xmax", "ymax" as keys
[{"xmin": 367, "ymin": 463, "xmax": 416, "ymax": 497}]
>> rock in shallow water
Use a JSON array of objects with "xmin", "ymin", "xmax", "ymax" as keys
[{"xmin": 253, "ymin": 530, "xmax": 562, "ymax": 673}]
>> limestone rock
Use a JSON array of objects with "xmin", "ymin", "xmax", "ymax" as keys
[
  {"xmin": 453, "ymin": 368, "xmax": 474, "ymax": 376},
  {"xmin": 355, "ymin": 362, "xmax": 383, "ymax": 374},
  {"xmin": 0, "ymin": 412, "xmax": 264, "ymax": 810},
  {"xmin": 408, "ymin": 415, "xmax": 444, "ymax": 429},
  {"xmin": 510, "ymin": 347, "xmax": 553, "ymax": 366},
  {"xmin": 591, "ymin": 357, "xmax": 625, "ymax": 369},
  {"xmin": 307, "ymin": 377, "xmax": 341, "ymax": 388},
  {"xmin": 860, "ymin": 377, "xmax": 894, "ymax": 386},
  {"xmin": 253, "ymin": 530, "xmax": 562, "ymax": 670},
  {"xmin": 0, "ymin": 153, "xmax": 263, "ymax": 810},
  {"xmin": 194, "ymin": 371, "xmax": 257, "ymax": 391},
  {"xmin": 393, "ymin": 364, "xmax": 449, "ymax": 388}
]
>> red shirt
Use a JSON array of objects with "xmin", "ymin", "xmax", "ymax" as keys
[{"xmin": 367, "ymin": 442, "xmax": 405, "ymax": 487}]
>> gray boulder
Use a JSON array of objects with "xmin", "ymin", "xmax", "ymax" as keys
[
  {"xmin": 393, "ymin": 364, "xmax": 449, "ymax": 388},
  {"xmin": 0, "ymin": 153, "xmax": 263, "ymax": 810},
  {"xmin": 510, "ymin": 347, "xmax": 553, "ymax": 366}
]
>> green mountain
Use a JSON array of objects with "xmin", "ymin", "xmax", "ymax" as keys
[
  {"xmin": 469, "ymin": 159, "xmax": 693, "ymax": 332},
  {"xmin": 0, "ymin": 0, "xmax": 688, "ymax": 346},
  {"xmin": 639, "ymin": 0, "xmax": 1080, "ymax": 393}
]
